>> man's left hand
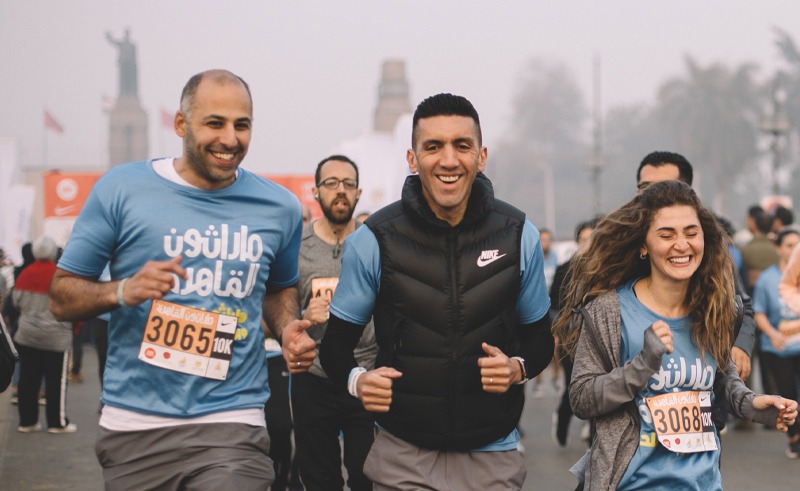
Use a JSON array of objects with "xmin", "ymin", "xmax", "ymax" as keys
[
  {"xmin": 477, "ymin": 342, "xmax": 521, "ymax": 393},
  {"xmin": 731, "ymin": 346, "xmax": 751, "ymax": 379},
  {"xmin": 281, "ymin": 319, "xmax": 316, "ymax": 373}
]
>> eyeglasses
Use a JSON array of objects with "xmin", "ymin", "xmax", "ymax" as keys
[{"xmin": 317, "ymin": 177, "xmax": 358, "ymax": 191}]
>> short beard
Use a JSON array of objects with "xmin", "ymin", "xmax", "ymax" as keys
[
  {"xmin": 321, "ymin": 200, "xmax": 355, "ymax": 225},
  {"xmin": 184, "ymin": 131, "xmax": 235, "ymax": 185}
]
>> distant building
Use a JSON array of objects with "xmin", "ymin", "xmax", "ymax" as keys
[
  {"xmin": 374, "ymin": 60, "xmax": 411, "ymax": 132},
  {"xmin": 334, "ymin": 60, "xmax": 414, "ymax": 215}
]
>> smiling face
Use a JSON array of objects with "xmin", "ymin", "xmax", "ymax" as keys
[
  {"xmin": 641, "ymin": 204, "xmax": 704, "ymax": 285},
  {"xmin": 407, "ymin": 115, "xmax": 487, "ymax": 225},
  {"xmin": 175, "ymin": 76, "xmax": 253, "ymax": 190}
]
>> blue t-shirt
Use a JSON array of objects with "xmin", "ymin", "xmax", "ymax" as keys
[
  {"xmin": 617, "ymin": 278, "xmax": 721, "ymax": 491},
  {"xmin": 58, "ymin": 161, "xmax": 302, "ymax": 417},
  {"xmin": 330, "ymin": 220, "xmax": 550, "ymax": 451},
  {"xmin": 753, "ymin": 264, "xmax": 800, "ymax": 356}
]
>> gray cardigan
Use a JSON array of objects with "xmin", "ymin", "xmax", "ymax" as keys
[{"xmin": 568, "ymin": 291, "xmax": 778, "ymax": 490}]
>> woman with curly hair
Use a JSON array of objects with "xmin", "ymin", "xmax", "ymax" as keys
[{"xmin": 553, "ymin": 180, "xmax": 797, "ymax": 490}]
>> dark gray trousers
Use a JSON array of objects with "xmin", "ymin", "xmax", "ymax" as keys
[{"xmin": 96, "ymin": 422, "xmax": 273, "ymax": 490}]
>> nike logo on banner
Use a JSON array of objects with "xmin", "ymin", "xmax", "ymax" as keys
[
  {"xmin": 54, "ymin": 204, "xmax": 79, "ymax": 216},
  {"xmin": 477, "ymin": 250, "xmax": 507, "ymax": 267}
]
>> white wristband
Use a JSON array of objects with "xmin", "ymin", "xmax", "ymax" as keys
[
  {"xmin": 116, "ymin": 278, "xmax": 129, "ymax": 308},
  {"xmin": 348, "ymin": 367, "xmax": 367, "ymax": 398}
]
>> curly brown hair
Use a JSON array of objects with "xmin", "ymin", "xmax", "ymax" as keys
[{"xmin": 552, "ymin": 180, "xmax": 736, "ymax": 368}]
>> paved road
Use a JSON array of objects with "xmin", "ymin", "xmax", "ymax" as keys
[
  {"xmin": 0, "ymin": 345, "xmax": 104, "ymax": 490},
  {"xmin": 1, "ymin": 351, "xmax": 797, "ymax": 490}
]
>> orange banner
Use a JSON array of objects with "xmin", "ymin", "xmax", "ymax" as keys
[
  {"xmin": 42, "ymin": 171, "xmax": 316, "ymax": 219},
  {"xmin": 43, "ymin": 172, "xmax": 102, "ymax": 218},
  {"xmin": 263, "ymin": 174, "xmax": 320, "ymax": 219}
]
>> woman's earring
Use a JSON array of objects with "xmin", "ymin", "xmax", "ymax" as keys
[{"xmin": 639, "ymin": 252, "xmax": 648, "ymax": 260}]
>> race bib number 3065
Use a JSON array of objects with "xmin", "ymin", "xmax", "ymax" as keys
[
  {"xmin": 138, "ymin": 299, "xmax": 237, "ymax": 380},
  {"xmin": 645, "ymin": 390, "xmax": 718, "ymax": 453}
]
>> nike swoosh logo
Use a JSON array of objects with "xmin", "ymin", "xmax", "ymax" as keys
[
  {"xmin": 477, "ymin": 254, "xmax": 507, "ymax": 267},
  {"xmin": 54, "ymin": 204, "xmax": 79, "ymax": 215}
]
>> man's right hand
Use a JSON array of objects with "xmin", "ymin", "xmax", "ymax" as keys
[
  {"xmin": 302, "ymin": 296, "xmax": 331, "ymax": 325},
  {"xmin": 281, "ymin": 319, "xmax": 316, "ymax": 373},
  {"xmin": 357, "ymin": 366, "xmax": 403, "ymax": 413},
  {"xmin": 121, "ymin": 257, "xmax": 186, "ymax": 306}
]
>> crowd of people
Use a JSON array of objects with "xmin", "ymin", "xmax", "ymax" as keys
[{"xmin": 0, "ymin": 68, "xmax": 798, "ymax": 490}]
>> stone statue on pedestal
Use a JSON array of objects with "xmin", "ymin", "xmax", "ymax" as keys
[
  {"xmin": 105, "ymin": 28, "xmax": 148, "ymax": 166},
  {"xmin": 106, "ymin": 29, "xmax": 138, "ymax": 98}
]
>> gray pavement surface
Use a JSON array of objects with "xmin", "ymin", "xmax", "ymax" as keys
[
  {"xmin": 1, "ymin": 345, "xmax": 103, "ymax": 490},
  {"xmin": 0, "ymin": 351, "xmax": 797, "ymax": 490}
]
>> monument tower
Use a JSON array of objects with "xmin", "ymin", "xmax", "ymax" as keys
[
  {"xmin": 373, "ymin": 60, "xmax": 411, "ymax": 132},
  {"xmin": 106, "ymin": 28, "xmax": 148, "ymax": 167}
]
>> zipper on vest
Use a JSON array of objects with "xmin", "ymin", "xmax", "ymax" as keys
[{"xmin": 447, "ymin": 229, "xmax": 459, "ymax": 444}]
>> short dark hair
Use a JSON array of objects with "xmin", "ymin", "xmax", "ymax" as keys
[
  {"xmin": 775, "ymin": 228, "xmax": 800, "ymax": 246},
  {"xmin": 412, "ymin": 93, "xmax": 481, "ymax": 148},
  {"xmin": 180, "ymin": 69, "xmax": 252, "ymax": 120},
  {"xmin": 637, "ymin": 151, "xmax": 694, "ymax": 186},
  {"xmin": 774, "ymin": 205, "xmax": 794, "ymax": 227},
  {"xmin": 775, "ymin": 228, "xmax": 800, "ymax": 245},
  {"xmin": 748, "ymin": 205, "xmax": 764, "ymax": 219},
  {"xmin": 754, "ymin": 209, "xmax": 775, "ymax": 235},
  {"xmin": 715, "ymin": 214, "xmax": 736, "ymax": 238},
  {"xmin": 315, "ymin": 155, "xmax": 359, "ymax": 186}
]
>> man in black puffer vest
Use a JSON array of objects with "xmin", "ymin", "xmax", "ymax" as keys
[{"xmin": 321, "ymin": 93, "xmax": 554, "ymax": 490}]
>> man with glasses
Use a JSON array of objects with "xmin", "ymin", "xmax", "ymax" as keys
[
  {"xmin": 292, "ymin": 155, "xmax": 377, "ymax": 491},
  {"xmin": 320, "ymin": 94, "xmax": 554, "ymax": 490}
]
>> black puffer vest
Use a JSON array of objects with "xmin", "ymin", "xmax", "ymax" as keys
[{"xmin": 365, "ymin": 173, "xmax": 525, "ymax": 450}]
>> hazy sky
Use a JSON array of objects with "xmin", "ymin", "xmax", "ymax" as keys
[{"xmin": 1, "ymin": 1, "xmax": 798, "ymax": 176}]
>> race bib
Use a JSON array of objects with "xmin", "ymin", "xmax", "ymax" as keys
[
  {"xmin": 646, "ymin": 390, "xmax": 718, "ymax": 453},
  {"xmin": 139, "ymin": 299, "xmax": 237, "ymax": 380},
  {"xmin": 311, "ymin": 277, "xmax": 339, "ymax": 300}
]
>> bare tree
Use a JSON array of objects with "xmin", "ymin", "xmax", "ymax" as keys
[
  {"xmin": 656, "ymin": 56, "xmax": 761, "ymax": 214},
  {"xmin": 490, "ymin": 59, "xmax": 589, "ymax": 237}
]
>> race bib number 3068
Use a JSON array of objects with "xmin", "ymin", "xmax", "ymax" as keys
[
  {"xmin": 138, "ymin": 299, "xmax": 237, "ymax": 380},
  {"xmin": 645, "ymin": 390, "xmax": 718, "ymax": 453}
]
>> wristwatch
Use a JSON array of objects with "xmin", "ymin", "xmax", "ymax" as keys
[{"xmin": 511, "ymin": 356, "xmax": 527, "ymax": 385}]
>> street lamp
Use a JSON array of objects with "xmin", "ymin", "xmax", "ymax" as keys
[
  {"xmin": 585, "ymin": 54, "xmax": 604, "ymax": 215},
  {"xmin": 760, "ymin": 75, "xmax": 790, "ymax": 195}
]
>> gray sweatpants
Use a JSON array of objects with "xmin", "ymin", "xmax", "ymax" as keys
[
  {"xmin": 364, "ymin": 427, "xmax": 526, "ymax": 491},
  {"xmin": 96, "ymin": 422, "xmax": 273, "ymax": 490}
]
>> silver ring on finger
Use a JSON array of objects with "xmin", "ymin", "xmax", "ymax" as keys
[
  {"xmin": 296, "ymin": 361, "xmax": 301, "ymax": 367},
  {"xmin": 489, "ymin": 377, "xmax": 493, "ymax": 384}
]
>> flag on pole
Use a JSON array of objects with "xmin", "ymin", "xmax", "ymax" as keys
[
  {"xmin": 161, "ymin": 108, "xmax": 174, "ymax": 129},
  {"xmin": 44, "ymin": 110, "xmax": 64, "ymax": 134}
]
